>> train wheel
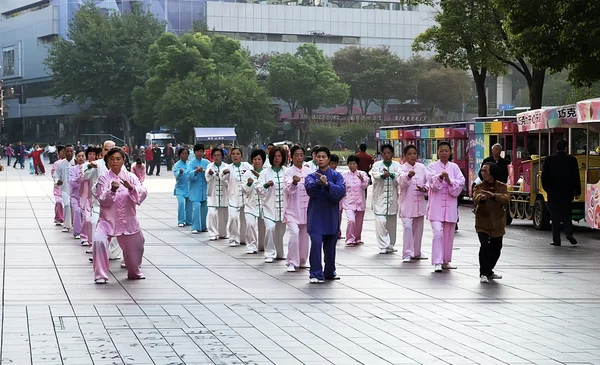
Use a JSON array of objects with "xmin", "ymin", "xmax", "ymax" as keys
[
  {"xmin": 533, "ymin": 199, "xmax": 551, "ymax": 230},
  {"xmin": 516, "ymin": 196, "xmax": 525, "ymax": 219},
  {"xmin": 509, "ymin": 197, "xmax": 518, "ymax": 218},
  {"xmin": 525, "ymin": 201, "xmax": 534, "ymax": 220}
]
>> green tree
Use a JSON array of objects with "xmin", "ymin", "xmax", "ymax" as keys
[
  {"xmin": 44, "ymin": 3, "xmax": 164, "ymax": 148},
  {"xmin": 417, "ymin": 67, "xmax": 473, "ymax": 119},
  {"xmin": 308, "ymin": 123, "xmax": 339, "ymax": 149},
  {"xmin": 133, "ymin": 32, "xmax": 274, "ymax": 144},
  {"xmin": 268, "ymin": 44, "xmax": 348, "ymax": 118}
]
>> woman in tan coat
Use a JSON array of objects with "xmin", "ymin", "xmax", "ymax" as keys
[{"xmin": 473, "ymin": 162, "xmax": 510, "ymax": 283}]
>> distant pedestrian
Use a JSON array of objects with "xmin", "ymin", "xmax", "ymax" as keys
[
  {"xmin": 356, "ymin": 143, "xmax": 374, "ymax": 199},
  {"xmin": 482, "ymin": 143, "xmax": 509, "ymax": 183},
  {"xmin": 131, "ymin": 158, "xmax": 146, "ymax": 183},
  {"xmin": 6, "ymin": 144, "xmax": 14, "ymax": 166},
  {"xmin": 541, "ymin": 139, "xmax": 580, "ymax": 246},
  {"xmin": 145, "ymin": 146, "xmax": 153, "ymax": 174},
  {"xmin": 164, "ymin": 143, "xmax": 174, "ymax": 171},
  {"xmin": 149, "ymin": 143, "xmax": 161, "ymax": 176},
  {"xmin": 473, "ymin": 162, "xmax": 509, "ymax": 283}
]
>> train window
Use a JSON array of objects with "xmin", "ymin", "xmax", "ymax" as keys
[
  {"xmin": 527, "ymin": 135, "xmax": 540, "ymax": 156},
  {"xmin": 505, "ymin": 135, "xmax": 513, "ymax": 161},
  {"xmin": 516, "ymin": 135, "xmax": 526, "ymax": 159},
  {"xmin": 426, "ymin": 140, "xmax": 433, "ymax": 159},
  {"xmin": 456, "ymin": 140, "xmax": 465, "ymax": 160}
]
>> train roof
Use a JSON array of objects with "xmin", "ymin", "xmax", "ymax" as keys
[{"xmin": 380, "ymin": 116, "xmax": 518, "ymax": 130}]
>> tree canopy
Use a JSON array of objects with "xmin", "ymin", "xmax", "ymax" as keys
[
  {"xmin": 132, "ymin": 32, "xmax": 274, "ymax": 144},
  {"xmin": 44, "ymin": 2, "xmax": 164, "ymax": 147}
]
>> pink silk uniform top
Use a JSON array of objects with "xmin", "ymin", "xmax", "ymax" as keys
[
  {"xmin": 131, "ymin": 164, "xmax": 146, "ymax": 183},
  {"xmin": 69, "ymin": 164, "xmax": 83, "ymax": 199},
  {"xmin": 96, "ymin": 168, "xmax": 148, "ymax": 237},
  {"xmin": 426, "ymin": 160, "xmax": 465, "ymax": 223},
  {"xmin": 398, "ymin": 162, "xmax": 429, "ymax": 218},
  {"xmin": 283, "ymin": 165, "xmax": 311, "ymax": 225},
  {"xmin": 341, "ymin": 170, "xmax": 369, "ymax": 211}
]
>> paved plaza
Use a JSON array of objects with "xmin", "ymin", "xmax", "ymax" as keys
[{"xmin": 1, "ymin": 162, "xmax": 600, "ymax": 365}]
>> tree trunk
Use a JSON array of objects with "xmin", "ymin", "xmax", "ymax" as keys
[
  {"xmin": 529, "ymin": 68, "xmax": 546, "ymax": 110},
  {"xmin": 471, "ymin": 67, "xmax": 488, "ymax": 117},
  {"xmin": 346, "ymin": 98, "xmax": 354, "ymax": 115}
]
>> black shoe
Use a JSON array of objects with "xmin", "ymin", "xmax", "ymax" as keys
[
  {"xmin": 325, "ymin": 276, "xmax": 341, "ymax": 280},
  {"xmin": 550, "ymin": 242, "xmax": 561, "ymax": 246},
  {"xmin": 455, "ymin": 224, "xmax": 458, "ymax": 231},
  {"xmin": 156, "ymin": 174, "xmax": 160, "ymax": 176},
  {"xmin": 566, "ymin": 235, "xmax": 578, "ymax": 245}
]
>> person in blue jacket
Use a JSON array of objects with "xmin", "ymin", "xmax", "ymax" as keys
[
  {"xmin": 305, "ymin": 146, "xmax": 346, "ymax": 284},
  {"xmin": 174, "ymin": 148, "xmax": 192, "ymax": 227},
  {"xmin": 187, "ymin": 144, "xmax": 210, "ymax": 233}
]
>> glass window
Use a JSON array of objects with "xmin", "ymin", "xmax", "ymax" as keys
[
  {"xmin": 342, "ymin": 37, "xmax": 358, "ymax": 44},
  {"xmin": 282, "ymin": 34, "xmax": 298, "ymax": 42},
  {"xmin": 2, "ymin": 46, "xmax": 15, "ymax": 76},
  {"xmin": 504, "ymin": 135, "xmax": 513, "ymax": 162},
  {"xmin": 527, "ymin": 135, "xmax": 539, "ymax": 157},
  {"xmin": 456, "ymin": 140, "xmax": 465, "ymax": 160},
  {"xmin": 516, "ymin": 135, "xmax": 525, "ymax": 159},
  {"xmin": 252, "ymin": 33, "xmax": 267, "ymax": 41}
]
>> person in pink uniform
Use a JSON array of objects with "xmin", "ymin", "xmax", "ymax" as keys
[
  {"xmin": 283, "ymin": 145, "xmax": 311, "ymax": 272},
  {"xmin": 131, "ymin": 158, "xmax": 146, "ymax": 183},
  {"xmin": 69, "ymin": 150, "xmax": 86, "ymax": 241},
  {"xmin": 92, "ymin": 147, "xmax": 147, "ymax": 284},
  {"xmin": 398, "ymin": 144, "xmax": 429, "ymax": 263},
  {"xmin": 79, "ymin": 146, "xmax": 99, "ymax": 247},
  {"xmin": 341, "ymin": 155, "xmax": 369, "ymax": 246},
  {"xmin": 426, "ymin": 141, "xmax": 465, "ymax": 273},
  {"xmin": 52, "ymin": 146, "xmax": 66, "ymax": 226}
]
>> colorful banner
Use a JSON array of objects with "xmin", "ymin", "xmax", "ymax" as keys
[
  {"xmin": 577, "ymin": 98, "xmax": 600, "ymax": 123},
  {"xmin": 517, "ymin": 105, "xmax": 578, "ymax": 132}
]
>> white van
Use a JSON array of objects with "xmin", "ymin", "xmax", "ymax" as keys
[{"xmin": 145, "ymin": 132, "xmax": 176, "ymax": 161}]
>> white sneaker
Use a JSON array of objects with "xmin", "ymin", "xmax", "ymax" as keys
[
  {"xmin": 403, "ymin": 256, "xmax": 412, "ymax": 263},
  {"xmin": 442, "ymin": 263, "xmax": 457, "ymax": 269},
  {"xmin": 434, "ymin": 264, "xmax": 443, "ymax": 272},
  {"xmin": 247, "ymin": 250, "xmax": 257, "ymax": 254},
  {"xmin": 287, "ymin": 264, "xmax": 296, "ymax": 272},
  {"xmin": 191, "ymin": 230, "xmax": 199, "ymax": 234},
  {"xmin": 379, "ymin": 249, "xmax": 388, "ymax": 254},
  {"xmin": 209, "ymin": 236, "xmax": 218, "ymax": 241},
  {"xmin": 54, "ymin": 221, "xmax": 62, "ymax": 226},
  {"xmin": 488, "ymin": 274, "xmax": 502, "ymax": 280},
  {"xmin": 480, "ymin": 275, "xmax": 489, "ymax": 283},
  {"xmin": 229, "ymin": 241, "xmax": 239, "ymax": 247},
  {"xmin": 264, "ymin": 257, "xmax": 274, "ymax": 263},
  {"xmin": 95, "ymin": 279, "xmax": 107, "ymax": 284},
  {"xmin": 74, "ymin": 234, "xmax": 81, "ymax": 240},
  {"xmin": 80, "ymin": 241, "xmax": 89, "ymax": 246},
  {"xmin": 62, "ymin": 227, "xmax": 70, "ymax": 233},
  {"xmin": 120, "ymin": 263, "xmax": 127, "ymax": 269},
  {"xmin": 310, "ymin": 277, "xmax": 324, "ymax": 284},
  {"xmin": 178, "ymin": 223, "xmax": 185, "ymax": 227}
]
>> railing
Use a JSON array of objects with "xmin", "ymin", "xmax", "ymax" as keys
[{"xmin": 80, "ymin": 134, "xmax": 125, "ymax": 146}]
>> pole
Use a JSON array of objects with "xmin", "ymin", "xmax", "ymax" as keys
[
  {"xmin": 568, "ymin": 127, "xmax": 572, "ymax": 154},
  {"xmin": 164, "ymin": 0, "xmax": 169, "ymax": 32}
]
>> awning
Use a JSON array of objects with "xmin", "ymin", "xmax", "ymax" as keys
[
  {"xmin": 517, "ymin": 105, "xmax": 578, "ymax": 132},
  {"xmin": 576, "ymin": 98, "xmax": 600, "ymax": 123},
  {"xmin": 194, "ymin": 127, "xmax": 237, "ymax": 141}
]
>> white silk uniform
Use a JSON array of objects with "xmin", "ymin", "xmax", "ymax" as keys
[
  {"xmin": 221, "ymin": 162, "xmax": 252, "ymax": 245},
  {"xmin": 370, "ymin": 160, "xmax": 402, "ymax": 251}
]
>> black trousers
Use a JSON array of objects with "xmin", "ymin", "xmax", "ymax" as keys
[
  {"xmin": 149, "ymin": 160, "xmax": 161, "ymax": 175},
  {"xmin": 166, "ymin": 159, "xmax": 173, "ymax": 171},
  {"xmin": 478, "ymin": 233, "xmax": 503, "ymax": 277},
  {"xmin": 547, "ymin": 199, "xmax": 573, "ymax": 243}
]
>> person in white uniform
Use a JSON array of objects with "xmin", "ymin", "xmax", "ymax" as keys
[
  {"xmin": 53, "ymin": 145, "xmax": 76, "ymax": 233},
  {"xmin": 242, "ymin": 149, "xmax": 267, "ymax": 254},
  {"xmin": 205, "ymin": 147, "xmax": 230, "ymax": 241},
  {"xmin": 220, "ymin": 147, "xmax": 252, "ymax": 246}
]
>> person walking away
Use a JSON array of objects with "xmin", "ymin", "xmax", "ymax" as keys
[
  {"xmin": 52, "ymin": 146, "xmax": 66, "ymax": 225},
  {"xmin": 427, "ymin": 141, "xmax": 465, "ymax": 272},
  {"xmin": 370, "ymin": 144, "xmax": 402, "ymax": 254},
  {"xmin": 47, "ymin": 143, "xmax": 57, "ymax": 164},
  {"xmin": 54, "ymin": 145, "xmax": 76, "ymax": 233},
  {"xmin": 165, "ymin": 143, "xmax": 174, "ymax": 172},
  {"xmin": 131, "ymin": 158, "xmax": 146, "ymax": 183},
  {"xmin": 399, "ymin": 145, "xmax": 429, "ymax": 262},
  {"xmin": 306, "ymin": 146, "xmax": 346, "ymax": 283},
  {"xmin": 69, "ymin": 150, "xmax": 86, "ymax": 241},
  {"xmin": 341, "ymin": 155, "xmax": 369, "ymax": 246},
  {"xmin": 149, "ymin": 143, "xmax": 161, "ymax": 176},
  {"xmin": 145, "ymin": 146, "xmax": 154, "ymax": 175},
  {"xmin": 356, "ymin": 143, "xmax": 375, "ymax": 199},
  {"xmin": 482, "ymin": 143, "xmax": 509, "ymax": 183},
  {"xmin": 187, "ymin": 144, "xmax": 210, "ymax": 233},
  {"xmin": 92, "ymin": 147, "xmax": 147, "ymax": 284},
  {"xmin": 283, "ymin": 146, "xmax": 311, "ymax": 272},
  {"xmin": 541, "ymin": 139, "xmax": 580, "ymax": 246},
  {"xmin": 242, "ymin": 150, "xmax": 267, "ymax": 254},
  {"xmin": 174, "ymin": 148, "xmax": 192, "ymax": 227},
  {"xmin": 205, "ymin": 148, "xmax": 229, "ymax": 241},
  {"xmin": 256, "ymin": 147, "xmax": 287, "ymax": 262},
  {"xmin": 220, "ymin": 148, "xmax": 252, "ymax": 246},
  {"xmin": 473, "ymin": 162, "xmax": 509, "ymax": 283},
  {"xmin": 6, "ymin": 144, "xmax": 14, "ymax": 166}
]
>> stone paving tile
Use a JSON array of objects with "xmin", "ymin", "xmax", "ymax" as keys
[{"xmin": 2, "ymin": 163, "xmax": 600, "ymax": 364}]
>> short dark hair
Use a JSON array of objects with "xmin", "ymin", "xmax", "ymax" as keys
[
  {"xmin": 251, "ymin": 149, "xmax": 266, "ymax": 162},
  {"xmin": 104, "ymin": 147, "xmax": 125, "ymax": 165},
  {"xmin": 311, "ymin": 145, "xmax": 320, "ymax": 155},
  {"xmin": 230, "ymin": 147, "xmax": 242, "ymax": 156},
  {"xmin": 178, "ymin": 147, "xmax": 188, "ymax": 156},
  {"xmin": 380, "ymin": 144, "xmax": 394, "ymax": 154},
  {"xmin": 347, "ymin": 154, "xmax": 360, "ymax": 165},
  {"xmin": 136, "ymin": 158, "xmax": 142, "ymax": 164},
  {"xmin": 359, "ymin": 143, "xmax": 367, "ymax": 152},
  {"xmin": 85, "ymin": 146, "xmax": 96, "ymax": 158},
  {"xmin": 64, "ymin": 144, "xmax": 74, "ymax": 150},
  {"xmin": 315, "ymin": 146, "xmax": 331, "ymax": 158},
  {"xmin": 330, "ymin": 154, "xmax": 340, "ymax": 163},
  {"xmin": 403, "ymin": 144, "xmax": 418, "ymax": 155},
  {"xmin": 57, "ymin": 145, "xmax": 65, "ymax": 153},
  {"xmin": 193, "ymin": 144, "xmax": 205, "ymax": 152},
  {"xmin": 479, "ymin": 162, "xmax": 501, "ymax": 181},
  {"xmin": 268, "ymin": 146, "xmax": 287, "ymax": 167},
  {"xmin": 267, "ymin": 143, "xmax": 275, "ymax": 147},
  {"xmin": 211, "ymin": 147, "xmax": 223, "ymax": 156},
  {"xmin": 438, "ymin": 141, "xmax": 451, "ymax": 150},
  {"xmin": 557, "ymin": 139, "xmax": 568, "ymax": 151},
  {"xmin": 290, "ymin": 145, "xmax": 305, "ymax": 157}
]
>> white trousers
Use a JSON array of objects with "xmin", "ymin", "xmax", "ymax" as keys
[
  {"xmin": 61, "ymin": 190, "xmax": 72, "ymax": 230},
  {"xmin": 227, "ymin": 206, "xmax": 247, "ymax": 244},
  {"xmin": 375, "ymin": 214, "xmax": 397, "ymax": 250},
  {"xmin": 401, "ymin": 216, "xmax": 425, "ymax": 258},
  {"xmin": 263, "ymin": 219, "xmax": 285, "ymax": 260},
  {"xmin": 208, "ymin": 207, "xmax": 228, "ymax": 239},
  {"xmin": 245, "ymin": 214, "xmax": 266, "ymax": 253}
]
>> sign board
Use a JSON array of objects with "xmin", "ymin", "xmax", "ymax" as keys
[
  {"xmin": 499, "ymin": 104, "xmax": 515, "ymax": 111},
  {"xmin": 517, "ymin": 105, "xmax": 578, "ymax": 132},
  {"xmin": 577, "ymin": 98, "xmax": 600, "ymax": 123}
]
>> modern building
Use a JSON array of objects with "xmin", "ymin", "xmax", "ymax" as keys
[{"xmin": 0, "ymin": 0, "xmax": 518, "ymax": 144}]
